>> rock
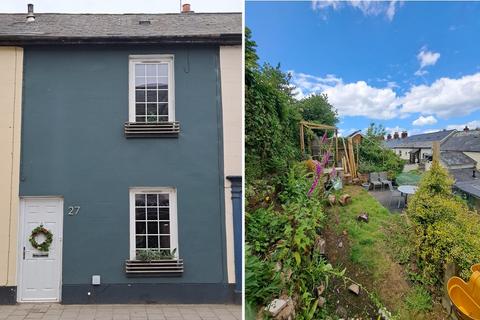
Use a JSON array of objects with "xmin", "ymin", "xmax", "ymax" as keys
[
  {"xmin": 317, "ymin": 296, "xmax": 326, "ymax": 308},
  {"xmin": 335, "ymin": 306, "xmax": 348, "ymax": 319},
  {"xmin": 348, "ymin": 284, "xmax": 360, "ymax": 295},
  {"xmin": 342, "ymin": 229, "xmax": 348, "ymax": 236},
  {"xmin": 274, "ymin": 298, "xmax": 295, "ymax": 320},
  {"xmin": 314, "ymin": 236, "xmax": 326, "ymax": 255},
  {"xmin": 339, "ymin": 194, "xmax": 351, "ymax": 206},
  {"xmin": 357, "ymin": 212, "xmax": 369, "ymax": 223},
  {"xmin": 328, "ymin": 194, "xmax": 336, "ymax": 206},
  {"xmin": 338, "ymin": 241, "xmax": 343, "ymax": 248},
  {"xmin": 265, "ymin": 299, "xmax": 288, "ymax": 317}
]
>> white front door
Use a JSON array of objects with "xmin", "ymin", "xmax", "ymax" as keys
[{"xmin": 18, "ymin": 197, "xmax": 63, "ymax": 302}]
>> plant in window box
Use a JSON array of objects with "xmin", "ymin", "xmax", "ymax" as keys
[{"xmin": 136, "ymin": 248, "xmax": 177, "ymax": 261}]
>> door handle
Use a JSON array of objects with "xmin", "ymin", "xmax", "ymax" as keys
[{"xmin": 23, "ymin": 246, "xmax": 25, "ymax": 260}]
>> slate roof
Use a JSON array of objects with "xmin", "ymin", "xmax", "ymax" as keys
[
  {"xmin": 0, "ymin": 13, "xmax": 241, "ymax": 45},
  {"xmin": 450, "ymin": 168, "xmax": 480, "ymax": 198},
  {"xmin": 441, "ymin": 130, "xmax": 480, "ymax": 152},
  {"xmin": 383, "ymin": 130, "xmax": 455, "ymax": 149},
  {"xmin": 441, "ymin": 151, "xmax": 476, "ymax": 168}
]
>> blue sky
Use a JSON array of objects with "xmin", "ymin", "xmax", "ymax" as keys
[{"xmin": 246, "ymin": 1, "xmax": 480, "ymax": 137}]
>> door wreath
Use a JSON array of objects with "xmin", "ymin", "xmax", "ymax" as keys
[{"xmin": 29, "ymin": 225, "xmax": 53, "ymax": 252}]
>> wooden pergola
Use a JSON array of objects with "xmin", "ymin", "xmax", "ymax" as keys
[{"xmin": 299, "ymin": 120, "xmax": 339, "ymax": 165}]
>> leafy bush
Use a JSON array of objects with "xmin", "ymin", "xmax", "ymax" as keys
[
  {"xmin": 245, "ymin": 244, "xmax": 281, "ymax": 307},
  {"xmin": 406, "ymin": 161, "xmax": 480, "ymax": 284},
  {"xmin": 359, "ymin": 123, "xmax": 404, "ymax": 178},
  {"xmin": 246, "ymin": 207, "xmax": 288, "ymax": 256}
]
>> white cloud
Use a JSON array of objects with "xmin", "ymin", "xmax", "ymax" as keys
[
  {"xmin": 417, "ymin": 48, "xmax": 441, "ymax": 68},
  {"xmin": 401, "ymin": 73, "xmax": 480, "ymax": 118},
  {"xmin": 412, "ymin": 115, "xmax": 437, "ymax": 126},
  {"xmin": 291, "ymin": 70, "xmax": 480, "ymax": 121},
  {"xmin": 312, "ymin": 0, "xmax": 400, "ymax": 21},
  {"xmin": 446, "ymin": 120, "xmax": 480, "ymax": 131},
  {"xmin": 415, "ymin": 47, "xmax": 440, "ymax": 76},
  {"xmin": 414, "ymin": 69, "xmax": 428, "ymax": 77}
]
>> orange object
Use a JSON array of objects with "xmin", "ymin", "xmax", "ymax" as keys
[{"xmin": 448, "ymin": 265, "xmax": 480, "ymax": 320}]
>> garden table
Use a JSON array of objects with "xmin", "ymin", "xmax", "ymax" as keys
[{"xmin": 397, "ymin": 185, "xmax": 418, "ymax": 205}]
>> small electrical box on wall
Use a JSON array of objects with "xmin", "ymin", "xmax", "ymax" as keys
[{"xmin": 92, "ymin": 275, "xmax": 101, "ymax": 285}]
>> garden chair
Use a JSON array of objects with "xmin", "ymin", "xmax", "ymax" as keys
[
  {"xmin": 387, "ymin": 181, "xmax": 404, "ymax": 209},
  {"xmin": 379, "ymin": 172, "xmax": 392, "ymax": 191},
  {"xmin": 369, "ymin": 172, "xmax": 382, "ymax": 191}
]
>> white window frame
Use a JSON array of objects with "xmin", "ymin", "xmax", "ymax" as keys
[
  {"xmin": 129, "ymin": 187, "xmax": 179, "ymax": 260},
  {"xmin": 128, "ymin": 55, "xmax": 175, "ymax": 123}
]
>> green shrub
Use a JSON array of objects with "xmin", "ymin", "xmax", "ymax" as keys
[
  {"xmin": 246, "ymin": 207, "xmax": 288, "ymax": 256},
  {"xmin": 405, "ymin": 286, "xmax": 432, "ymax": 312},
  {"xmin": 245, "ymin": 244, "xmax": 281, "ymax": 306},
  {"xmin": 407, "ymin": 161, "xmax": 480, "ymax": 284}
]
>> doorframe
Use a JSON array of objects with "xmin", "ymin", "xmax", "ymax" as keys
[{"xmin": 17, "ymin": 196, "xmax": 64, "ymax": 303}]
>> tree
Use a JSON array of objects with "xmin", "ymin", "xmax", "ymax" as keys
[{"xmin": 297, "ymin": 94, "xmax": 338, "ymax": 127}]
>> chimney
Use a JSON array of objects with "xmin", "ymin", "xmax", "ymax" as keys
[
  {"xmin": 393, "ymin": 132, "xmax": 399, "ymax": 139},
  {"xmin": 181, "ymin": 3, "xmax": 193, "ymax": 13},
  {"xmin": 464, "ymin": 126, "xmax": 470, "ymax": 132},
  {"xmin": 401, "ymin": 131, "xmax": 408, "ymax": 139},
  {"xmin": 387, "ymin": 134, "xmax": 392, "ymax": 140},
  {"xmin": 26, "ymin": 4, "xmax": 35, "ymax": 22}
]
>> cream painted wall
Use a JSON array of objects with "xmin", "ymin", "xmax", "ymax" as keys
[
  {"xmin": 465, "ymin": 152, "xmax": 480, "ymax": 170},
  {"xmin": 0, "ymin": 47, "xmax": 23, "ymax": 286},
  {"xmin": 220, "ymin": 45, "xmax": 242, "ymax": 284}
]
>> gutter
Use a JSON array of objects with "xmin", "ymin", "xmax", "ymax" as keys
[{"xmin": 0, "ymin": 34, "xmax": 242, "ymax": 46}]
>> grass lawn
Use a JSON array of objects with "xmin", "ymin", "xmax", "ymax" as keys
[{"xmin": 327, "ymin": 185, "xmax": 446, "ymax": 319}]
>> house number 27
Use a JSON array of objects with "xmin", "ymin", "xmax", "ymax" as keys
[{"xmin": 67, "ymin": 206, "xmax": 80, "ymax": 216}]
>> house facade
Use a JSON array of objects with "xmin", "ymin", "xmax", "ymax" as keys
[{"xmin": 0, "ymin": 8, "xmax": 241, "ymax": 304}]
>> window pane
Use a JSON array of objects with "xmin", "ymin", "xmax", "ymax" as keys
[
  {"xmin": 158, "ymin": 194, "xmax": 169, "ymax": 206},
  {"xmin": 136, "ymin": 222, "xmax": 146, "ymax": 234},
  {"xmin": 136, "ymin": 236, "xmax": 146, "ymax": 248},
  {"xmin": 146, "ymin": 90, "xmax": 157, "ymax": 102},
  {"xmin": 158, "ymin": 116, "xmax": 168, "ymax": 122},
  {"xmin": 160, "ymin": 236, "xmax": 170, "ymax": 248},
  {"xmin": 158, "ymin": 64, "xmax": 168, "ymax": 77},
  {"xmin": 146, "ymin": 64, "xmax": 157, "ymax": 77},
  {"xmin": 136, "ymin": 116, "xmax": 146, "ymax": 123},
  {"xmin": 148, "ymin": 236, "xmax": 159, "ymax": 248},
  {"xmin": 135, "ymin": 90, "xmax": 145, "ymax": 103},
  {"xmin": 160, "ymin": 222, "xmax": 170, "ymax": 234},
  {"xmin": 136, "ymin": 103, "xmax": 146, "ymax": 116},
  {"xmin": 135, "ymin": 207, "xmax": 146, "ymax": 220},
  {"xmin": 158, "ymin": 103, "xmax": 168, "ymax": 116},
  {"xmin": 146, "ymin": 194, "xmax": 157, "ymax": 206},
  {"xmin": 148, "ymin": 222, "xmax": 159, "ymax": 234},
  {"xmin": 135, "ymin": 64, "xmax": 146, "ymax": 77},
  {"xmin": 135, "ymin": 194, "xmax": 145, "ymax": 206},
  {"xmin": 147, "ymin": 103, "xmax": 157, "ymax": 116},
  {"xmin": 135, "ymin": 77, "xmax": 146, "ymax": 89},
  {"xmin": 147, "ymin": 208, "xmax": 158, "ymax": 220},
  {"xmin": 147, "ymin": 116, "xmax": 157, "ymax": 123},
  {"xmin": 158, "ymin": 91, "xmax": 168, "ymax": 102},
  {"xmin": 146, "ymin": 77, "xmax": 157, "ymax": 89},
  {"xmin": 159, "ymin": 208, "xmax": 169, "ymax": 220},
  {"xmin": 158, "ymin": 77, "xmax": 168, "ymax": 90}
]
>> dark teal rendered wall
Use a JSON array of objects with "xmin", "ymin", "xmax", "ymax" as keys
[{"xmin": 20, "ymin": 45, "xmax": 226, "ymax": 285}]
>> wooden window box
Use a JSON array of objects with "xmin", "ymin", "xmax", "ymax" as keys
[
  {"xmin": 124, "ymin": 122, "xmax": 180, "ymax": 138},
  {"xmin": 125, "ymin": 259, "xmax": 183, "ymax": 277}
]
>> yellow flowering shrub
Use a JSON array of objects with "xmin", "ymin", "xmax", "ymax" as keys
[{"xmin": 407, "ymin": 161, "xmax": 480, "ymax": 284}]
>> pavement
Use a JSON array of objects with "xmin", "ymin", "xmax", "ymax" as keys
[
  {"xmin": 368, "ymin": 189, "xmax": 405, "ymax": 213},
  {"xmin": 0, "ymin": 304, "xmax": 241, "ymax": 320}
]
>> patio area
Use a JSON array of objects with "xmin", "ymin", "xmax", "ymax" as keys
[{"xmin": 368, "ymin": 188, "xmax": 405, "ymax": 213}]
